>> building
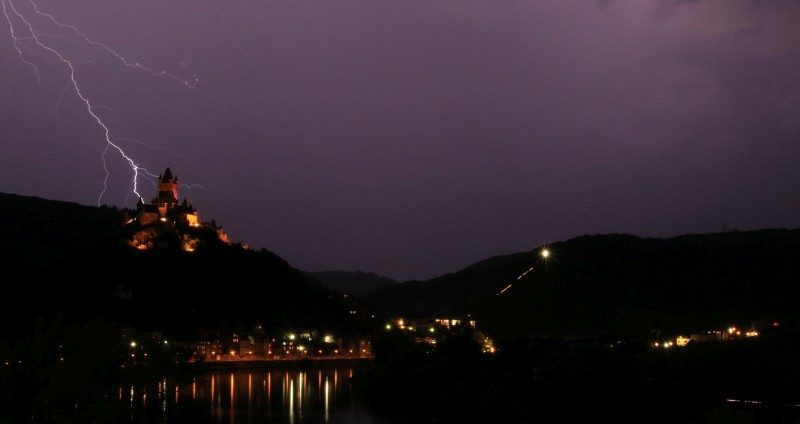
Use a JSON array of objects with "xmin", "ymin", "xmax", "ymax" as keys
[
  {"xmin": 134, "ymin": 167, "xmax": 200, "ymax": 227},
  {"xmin": 125, "ymin": 167, "xmax": 231, "ymax": 250}
]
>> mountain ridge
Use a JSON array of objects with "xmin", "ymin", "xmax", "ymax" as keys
[
  {"xmin": 3, "ymin": 191, "xmax": 798, "ymax": 344},
  {"xmin": 362, "ymin": 228, "xmax": 800, "ymax": 340}
]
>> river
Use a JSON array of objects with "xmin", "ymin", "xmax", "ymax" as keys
[{"xmin": 123, "ymin": 362, "xmax": 388, "ymax": 424}]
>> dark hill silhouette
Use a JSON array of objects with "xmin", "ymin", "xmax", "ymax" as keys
[
  {"xmin": 5, "ymin": 191, "xmax": 799, "ymax": 343},
  {"xmin": 362, "ymin": 230, "xmax": 800, "ymax": 340},
  {"xmin": 7, "ymin": 192, "xmax": 800, "ymax": 424},
  {"xmin": 0, "ymin": 192, "xmax": 353, "ymax": 343},
  {"xmin": 303, "ymin": 270, "xmax": 399, "ymax": 297}
]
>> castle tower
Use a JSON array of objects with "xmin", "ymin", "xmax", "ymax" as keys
[
  {"xmin": 156, "ymin": 167, "xmax": 179, "ymax": 206},
  {"xmin": 127, "ymin": 166, "xmax": 233, "ymax": 250},
  {"xmin": 132, "ymin": 166, "xmax": 205, "ymax": 229}
]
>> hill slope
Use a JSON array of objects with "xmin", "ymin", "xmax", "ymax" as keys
[
  {"xmin": 0, "ymin": 192, "xmax": 354, "ymax": 342},
  {"xmin": 362, "ymin": 230, "xmax": 800, "ymax": 340},
  {"xmin": 303, "ymin": 270, "xmax": 399, "ymax": 297}
]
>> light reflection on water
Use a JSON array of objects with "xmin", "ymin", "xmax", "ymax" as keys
[{"xmin": 125, "ymin": 366, "xmax": 384, "ymax": 424}]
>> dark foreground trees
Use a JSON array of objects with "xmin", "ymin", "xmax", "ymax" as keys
[
  {"xmin": 0, "ymin": 315, "xmax": 194, "ymax": 424},
  {"xmin": 352, "ymin": 329, "xmax": 800, "ymax": 424}
]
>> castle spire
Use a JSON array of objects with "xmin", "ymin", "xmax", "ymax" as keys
[{"xmin": 157, "ymin": 166, "xmax": 179, "ymax": 204}]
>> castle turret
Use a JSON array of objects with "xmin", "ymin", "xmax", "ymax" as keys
[
  {"xmin": 129, "ymin": 166, "xmax": 209, "ymax": 233},
  {"xmin": 156, "ymin": 167, "xmax": 179, "ymax": 205}
]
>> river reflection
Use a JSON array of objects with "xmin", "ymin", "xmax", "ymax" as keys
[{"xmin": 125, "ymin": 365, "xmax": 383, "ymax": 424}]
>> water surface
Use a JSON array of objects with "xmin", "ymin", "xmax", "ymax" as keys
[{"xmin": 125, "ymin": 364, "xmax": 386, "ymax": 424}]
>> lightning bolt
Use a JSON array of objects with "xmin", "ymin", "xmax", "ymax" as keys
[
  {"xmin": 2, "ymin": 1, "xmax": 39, "ymax": 81},
  {"xmin": 2, "ymin": 0, "xmax": 199, "ymax": 206},
  {"xmin": 26, "ymin": 0, "xmax": 198, "ymax": 88},
  {"xmin": 216, "ymin": 0, "xmax": 264, "ymax": 91}
]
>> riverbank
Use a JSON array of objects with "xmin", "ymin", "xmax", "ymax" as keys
[{"xmin": 185, "ymin": 356, "xmax": 374, "ymax": 372}]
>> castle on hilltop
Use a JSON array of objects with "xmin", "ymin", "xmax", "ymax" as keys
[
  {"xmin": 134, "ymin": 167, "xmax": 199, "ymax": 227},
  {"xmin": 125, "ymin": 167, "xmax": 232, "ymax": 250}
]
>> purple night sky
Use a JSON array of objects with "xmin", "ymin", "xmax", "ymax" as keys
[{"xmin": 1, "ymin": 0, "xmax": 799, "ymax": 281}]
